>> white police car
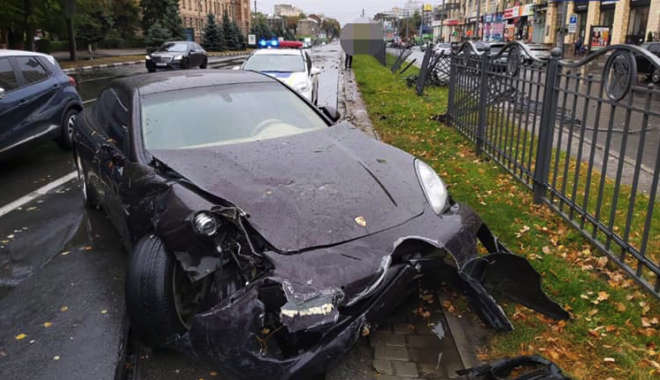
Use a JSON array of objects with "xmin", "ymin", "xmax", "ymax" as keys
[{"xmin": 240, "ymin": 48, "xmax": 320, "ymax": 104}]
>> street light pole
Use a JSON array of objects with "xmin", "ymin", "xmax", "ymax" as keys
[
  {"xmin": 475, "ymin": 0, "xmax": 481, "ymax": 40},
  {"xmin": 556, "ymin": 0, "xmax": 569, "ymax": 57}
]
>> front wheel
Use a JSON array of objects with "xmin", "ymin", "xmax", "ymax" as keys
[
  {"xmin": 652, "ymin": 68, "xmax": 660, "ymax": 84},
  {"xmin": 125, "ymin": 236, "xmax": 207, "ymax": 347},
  {"xmin": 147, "ymin": 67, "xmax": 156, "ymax": 73},
  {"xmin": 57, "ymin": 108, "xmax": 79, "ymax": 150},
  {"xmin": 75, "ymin": 151, "xmax": 98, "ymax": 209},
  {"xmin": 200, "ymin": 58, "xmax": 208, "ymax": 69}
]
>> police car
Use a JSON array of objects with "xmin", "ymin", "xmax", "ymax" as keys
[{"xmin": 240, "ymin": 48, "xmax": 320, "ymax": 104}]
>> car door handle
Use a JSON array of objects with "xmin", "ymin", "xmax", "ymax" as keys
[
  {"xmin": 52, "ymin": 84, "xmax": 60, "ymax": 89},
  {"xmin": 19, "ymin": 99, "xmax": 28, "ymax": 106}
]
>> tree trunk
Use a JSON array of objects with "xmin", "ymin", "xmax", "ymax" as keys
[
  {"xmin": 66, "ymin": 17, "xmax": 77, "ymax": 61},
  {"xmin": 23, "ymin": 0, "xmax": 35, "ymax": 51},
  {"xmin": 87, "ymin": 43, "xmax": 93, "ymax": 56}
]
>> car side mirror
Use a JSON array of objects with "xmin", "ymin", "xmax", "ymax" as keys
[
  {"xmin": 0, "ymin": 87, "xmax": 4, "ymax": 99},
  {"xmin": 320, "ymin": 106, "xmax": 341, "ymax": 123},
  {"xmin": 311, "ymin": 67, "xmax": 321, "ymax": 76}
]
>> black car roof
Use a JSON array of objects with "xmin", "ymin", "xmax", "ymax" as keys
[{"xmin": 111, "ymin": 70, "xmax": 274, "ymax": 96}]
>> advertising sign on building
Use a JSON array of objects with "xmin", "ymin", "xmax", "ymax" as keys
[
  {"xmin": 485, "ymin": 14, "xmax": 493, "ymax": 22},
  {"xmin": 248, "ymin": 34, "xmax": 256, "ymax": 46},
  {"xmin": 590, "ymin": 26, "xmax": 610, "ymax": 50},
  {"xmin": 490, "ymin": 22, "xmax": 504, "ymax": 41},
  {"xmin": 423, "ymin": 4, "xmax": 433, "ymax": 12},
  {"xmin": 568, "ymin": 14, "xmax": 578, "ymax": 33},
  {"xmin": 503, "ymin": 7, "xmax": 520, "ymax": 19}
]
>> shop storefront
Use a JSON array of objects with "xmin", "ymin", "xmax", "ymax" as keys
[
  {"xmin": 627, "ymin": 0, "xmax": 650, "ymax": 44},
  {"xmin": 503, "ymin": 6, "xmax": 520, "ymax": 42},
  {"xmin": 520, "ymin": 4, "xmax": 535, "ymax": 42},
  {"xmin": 531, "ymin": 3, "xmax": 547, "ymax": 44},
  {"xmin": 443, "ymin": 19, "xmax": 464, "ymax": 42}
]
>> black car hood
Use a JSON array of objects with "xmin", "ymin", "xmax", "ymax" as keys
[
  {"xmin": 151, "ymin": 52, "xmax": 184, "ymax": 58},
  {"xmin": 151, "ymin": 123, "xmax": 426, "ymax": 252}
]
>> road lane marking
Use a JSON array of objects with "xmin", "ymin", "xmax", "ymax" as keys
[{"xmin": 0, "ymin": 171, "xmax": 77, "ymax": 218}]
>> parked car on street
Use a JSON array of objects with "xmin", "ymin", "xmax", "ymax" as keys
[
  {"xmin": 240, "ymin": 48, "xmax": 320, "ymax": 104},
  {"xmin": 145, "ymin": 41, "xmax": 208, "ymax": 72},
  {"xmin": 523, "ymin": 43, "xmax": 551, "ymax": 60},
  {"xmin": 72, "ymin": 69, "xmax": 566, "ymax": 380},
  {"xmin": 0, "ymin": 49, "xmax": 82, "ymax": 159},
  {"xmin": 433, "ymin": 42, "xmax": 452, "ymax": 56},
  {"xmin": 636, "ymin": 42, "xmax": 660, "ymax": 83}
]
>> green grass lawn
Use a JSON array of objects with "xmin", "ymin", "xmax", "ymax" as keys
[{"xmin": 352, "ymin": 54, "xmax": 660, "ymax": 380}]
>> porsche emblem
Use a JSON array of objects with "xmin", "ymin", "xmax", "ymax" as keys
[{"xmin": 354, "ymin": 216, "xmax": 367, "ymax": 227}]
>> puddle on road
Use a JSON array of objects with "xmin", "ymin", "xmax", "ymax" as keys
[{"xmin": 0, "ymin": 181, "xmax": 121, "ymax": 294}]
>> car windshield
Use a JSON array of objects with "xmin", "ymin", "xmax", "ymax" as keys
[
  {"xmin": 158, "ymin": 43, "xmax": 188, "ymax": 52},
  {"xmin": 141, "ymin": 83, "xmax": 327, "ymax": 150},
  {"xmin": 243, "ymin": 54, "xmax": 305, "ymax": 72},
  {"xmin": 641, "ymin": 43, "xmax": 651, "ymax": 49}
]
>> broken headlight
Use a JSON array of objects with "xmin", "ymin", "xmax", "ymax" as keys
[
  {"xmin": 192, "ymin": 211, "xmax": 218, "ymax": 236},
  {"xmin": 415, "ymin": 159, "xmax": 448, "ymax": 215}
]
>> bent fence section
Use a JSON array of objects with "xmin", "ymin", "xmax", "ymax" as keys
[{"xmin": 445, "ymin": 41, "xmax": 660, "ymax": 298}]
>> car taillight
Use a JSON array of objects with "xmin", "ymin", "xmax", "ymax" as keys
[{"xmin": 68, "ymin": 76, "xmax": 76, "ymax": 88}]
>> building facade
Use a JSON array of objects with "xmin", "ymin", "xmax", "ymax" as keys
[
  {"xmin": 274, "ymin": 4, "xmax": 304, "ymax": 17},
  {"xmin": 297, "ymin": 18, "xmax": 320, "ymax": 37},
  {"xmin": 179, "ymin": 0, "xmax": 251, "ymax": 42},
  {"xmin": 430, "ymin": 0, "xmax": 660, "ymax": 48}
]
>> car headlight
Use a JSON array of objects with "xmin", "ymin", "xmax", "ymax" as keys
[
  {"xmin": 295, "ymin": 82, "xmax": 311, "ymax": 92},
  {"xmin": 145, "ymin": 55, "xmax": 151, "ymax": 60},
  {"xmin": 192, "ymin": 212, "xmax": 218, "ymax": 236},
  {"xmin": 415, "ymin": 159, "xmax": 448, "ymax": 215},
  {"xmin": 174, "ymin": 55, "xmax": 183, "ymax": 61}
]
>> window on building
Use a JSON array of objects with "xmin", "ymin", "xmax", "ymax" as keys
[
  {"xmin": 599, "ymin": 9, "xmax": 615, "ymax": 26},
  {"xmin": 627, "ymin": 6, "xmax": 649, "ymax": 36}
]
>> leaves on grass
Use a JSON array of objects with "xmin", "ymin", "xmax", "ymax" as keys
[{"xmin": 15, "ymin": 333, "xmax": 27, "ymax": 340}]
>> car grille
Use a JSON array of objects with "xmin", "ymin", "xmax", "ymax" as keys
[{"xmin": 152, "ymin": 56, "xmax": 172, "ymax": 63}]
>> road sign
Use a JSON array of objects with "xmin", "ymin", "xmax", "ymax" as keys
[
  {"xmin": 248, "ymin": 34, "xmax": 256, "ymax": 46},
  {"xmin": 568, "ymin": 14, "xmax": 577, "ymax": 34}
]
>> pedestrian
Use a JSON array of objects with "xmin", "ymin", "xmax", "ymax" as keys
[
  {"xmin": 345, "ymin": 53, "xmax": 353, "ymax": 69},
  {"xmin": 575, "ymin": 36, "xmax": 583, "ymax": 57}
]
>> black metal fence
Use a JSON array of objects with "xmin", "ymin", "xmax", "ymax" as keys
[{"xmin": 445, "ymin": 41, "xmax": 660, "ymax": 298}]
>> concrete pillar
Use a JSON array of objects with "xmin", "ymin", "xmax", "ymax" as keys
[
  {"xmin": 544, "ymin": 2, "xmax": 557, "ymax": 44},
  {"xmin": 647, "ymin": 0, "xmax": 660, "ymax": 41},
  {"xmin": 584, "ymin": 1, "xmax": 601, "ymax": 46},
  {"xmin": 611, "ymin": 0, "xmax": 631, "ymax": 44},
  {"xmin": 565, "ymin": 2, "xmax": 575, "ymax": 45}
]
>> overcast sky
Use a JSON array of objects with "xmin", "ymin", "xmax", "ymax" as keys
[{"xmin": 253, "ymin": 0, "xmax": 413, "ymax": 25}]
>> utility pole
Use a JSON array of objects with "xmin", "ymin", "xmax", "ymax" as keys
[
  {"xmin": 556, "ymin": 0, "xmax": 568, "ymax": 56},
  {"xmin": 475, "ymin": 0, "xmax": 481, "ymax": 40}
]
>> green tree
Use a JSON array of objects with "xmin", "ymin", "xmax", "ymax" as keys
[
  {"xmin": 202, "ymin": 13, "xmax": 224, "ymax": 51},
  {"xmin": 161, "ymin": 0, "xmax": 184, "ymax": 40},
  {"xmin": 145, "ymin": 21, "xmax": 171, "ymax": 51},
  {"xmin": 75, "ymin": 1, "xmax": 113, "ymax": 53},
  {"xmin": 0, "ymin": 0, "xmax": 61, "ymax": 50},
  {"xmin": 231, "ymin": 20, "xmax": 244, "ymax": 50},
  {"xmin": 222, "ymin": 12, "xmax": 239, "ymax": 50},
  {"xmin": 139, "ymin": 0, "xmax": 172, "ymax": 35},
  {"xmin": 111, "ymin": 0, "xmax": 141, "ymax": 39},
  {"xmin": 250, "ymin": 14, "xmax": 274, "ymax": 42}
]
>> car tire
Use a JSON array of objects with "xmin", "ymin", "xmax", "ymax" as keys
[
  {"xmin": 125, "ymin": 236, "xmax": 192, "ymax": 347},
  {"xmin": 148, "ymin": 68, "xmax": 156, "ymax": 73},
  {"xmin": 200, "ymin": 58, "xmax": 208, "ymax": 69},
  {"xmin": 182, "ymin": 58, "xmax": 190, "ymax": 70},
  {"xmin": 652, "ymin": 68, "xmax": 660, "ymax": 84},
  {"xmin": 57, "ymin": 108, "xmax": 79, "ymax": 150},
  {"xmin": 74, "ymin": 151, "xmax": 98, "ymax": 209}
]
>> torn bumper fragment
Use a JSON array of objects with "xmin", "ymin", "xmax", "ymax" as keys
[{"xmin": 171, "ymin": 203, "xmax": 568, "ymax": 380}]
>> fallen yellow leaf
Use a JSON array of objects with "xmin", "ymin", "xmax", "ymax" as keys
[
  {"xmin": 15, "ymin": 333, "xmax": 27, "ymax": 340},
  {"xmin": 43, "ymin": 322, "xmax": 53, "ymax": 328},
  {"xmin": 60, "ymin": 306, "xmax": 69, "ymax": 312}
]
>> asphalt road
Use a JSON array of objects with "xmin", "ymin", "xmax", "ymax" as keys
[{"xmin": 0, "ymin": 42, "xmax": 387, "ymax": 380}]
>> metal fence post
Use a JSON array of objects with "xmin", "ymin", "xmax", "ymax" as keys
[
  {"xmin": 447, "ymin": 52, "xmax": 456, "ymax": 122},
  {"xmin": 533, "ymin": 48, "xmax": 562, "ymax": 204},
  {"xmin": 476, "ymin": 46, "xmax": 490, "ymax": 156}
]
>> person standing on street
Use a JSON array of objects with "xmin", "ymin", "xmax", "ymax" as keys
[{"xmin": 345, "ymin": 53, "xmax": 353, "ymax": 69}]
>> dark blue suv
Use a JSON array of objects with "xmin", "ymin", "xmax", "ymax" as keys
[{"xmin": 0, "ymin": 50, "xmax": 83, "ymax": 159}]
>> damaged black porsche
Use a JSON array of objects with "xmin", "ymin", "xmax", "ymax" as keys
[{"xmin": 72, "ymin": 70, "xmax": 569, "ymax": 380}]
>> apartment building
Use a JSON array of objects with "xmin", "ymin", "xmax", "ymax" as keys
[
  {"xmin": 179, "ymin": 0, "xmax": 251, "ymax": 42},
  {"xmin": 433, "ymin": 0, "xmax": 659, "ymax": 47},
  {"xmin": 274, "ymin": 4, "xmax": 304, "ymax": 17}
]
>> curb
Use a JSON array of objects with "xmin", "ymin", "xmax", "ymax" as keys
[{"xmin": 61, "ymin": 51, "xmax": 250, "ymax": 74}]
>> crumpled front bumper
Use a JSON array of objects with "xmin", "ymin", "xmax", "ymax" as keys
[{"xmin": 172, "ymin": 203, "xmax": 569, "ymax": 380}]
